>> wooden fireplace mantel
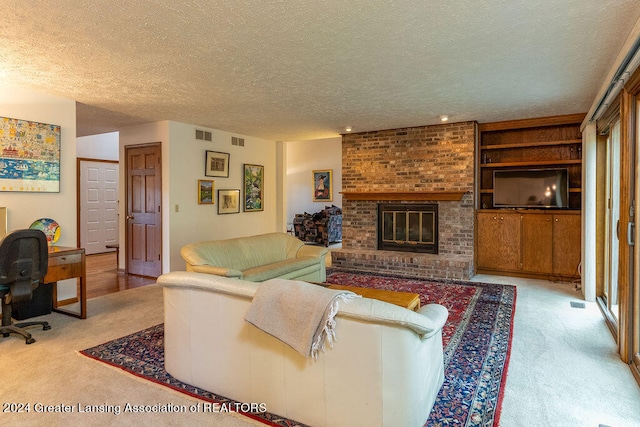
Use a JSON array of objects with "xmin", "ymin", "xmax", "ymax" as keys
[{"xmin": 340, "ymin": 191, "xmax": 467, "ymax": 201}]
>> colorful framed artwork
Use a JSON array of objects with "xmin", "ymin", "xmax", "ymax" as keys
[
  {"xmin": 313, "ymin": 169, "xmax": 332, "ymax": 202},
  {"xmin": 205, "ymin": 151, "xmax": 230, "ymax": 177},
  {"xmin": 198, "ymin": 179, "xmax": 214, "ymax": 204},
  {"xmin": 0, "ymin": 116, "xmax": 61, "ymax": 192},
  {"xmin": 0, "ymin": 207, "xmax": 6, "ymax": 239},
  {"xmin": 218, "ymin": 189, "xmax": 240, "ymax": 214},
  {"xmin": 243, "ymin": 164, "xmax": 264, "ymax": 212}
]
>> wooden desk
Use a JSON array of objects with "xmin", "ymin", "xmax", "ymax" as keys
[{"xmin": 45, "ymin": 246, "xmax": 86, "ymax": 319}]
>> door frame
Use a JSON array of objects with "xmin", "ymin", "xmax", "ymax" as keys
[{"xmin": 622, "ymin": 67, "xmax": 640, "ymax": 381}]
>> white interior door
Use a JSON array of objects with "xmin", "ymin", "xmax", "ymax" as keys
[{"xmin": 80, "ymin": 160, "xmax": 119, "ymax": 255}]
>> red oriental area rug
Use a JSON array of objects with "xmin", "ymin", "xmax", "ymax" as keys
[
  {"xmin": 326, "ymin": 270, "xmax": 517, "ymax": 426},
  {"xmin": 80, "ymin": 270, "xmax": 516, "ymax": 427}
]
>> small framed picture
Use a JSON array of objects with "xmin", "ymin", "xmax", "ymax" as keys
[
  {"xmin": 243, "ymin": 164, "xmax": 264, "ymax": 212},
  {"xmin": 313, "ymin": 169, "xmax": 333, "ymax": 202},
  {"xmin": 218, "ymin": 189, "xmax": 241, "ymax": 214},
  {"xmin": 205, "ymin": 151, "xmax": 230, "ymax": 177},
  {"xmin": 198, "ymin": 180, "xmax": 214, "ymax": 204}
]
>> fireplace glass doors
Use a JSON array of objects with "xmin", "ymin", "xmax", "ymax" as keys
[{"xmin": 377, "ymin": 204, "xmax": 438, "ymax": 253}]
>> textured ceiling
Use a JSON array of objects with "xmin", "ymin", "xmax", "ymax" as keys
[{"xmin": 1, "ymin": 1, "xmax": 640, "ymax": 140}]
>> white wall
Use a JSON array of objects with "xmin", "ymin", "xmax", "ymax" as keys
[
  {"xmin": 119, "ymin": 121, "xmax": 278, "ymax": 272},
  {"xmin": 0, "ymin": 84, "xmax": 77, "ymax": 238},
  {"xmin": 285, "ymin": 137, "xmax": 342, "ymax": 227},
  {"xmin": 0, "ymin": 83, "xmax": 77, "ymax": 300},
  {"xmin": 76, "ymin": 132, "xmax": 119, "ymax": 161}
]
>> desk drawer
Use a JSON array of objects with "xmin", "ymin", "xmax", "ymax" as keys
[
  {"xmin": 44, "ymin": 262, "xmax": 82, "ymax": 282},
  {"xmin": 48, "ymin": 253, "xmax": 82, "ymax": 267}
]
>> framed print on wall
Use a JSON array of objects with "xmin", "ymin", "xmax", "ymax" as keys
[
  {"xmin": 218, "ymin": 189, "xmax": 240, "ymax": 214},
  {"xmin": 205, "ymin": 150, "xmax": 230, "ymax": 177},
  {"xmin": 243, "ymin": 164, "xmax": 264, "ymax": 212},
  {"xmin": 198, "ymin": 179, "xmax": 214, "ymax": 204},
  {"xmin": 0, "ymin": 116, "xmax": 61, "ymax": 192},
  {"xmin": 312, "ymin": 169, "xmax": 332, "ymax": 202}
]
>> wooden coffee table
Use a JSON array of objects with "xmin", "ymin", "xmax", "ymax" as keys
[{"xmin": 327, "ymin": 284, "xmax": 421, "ymax": 311}]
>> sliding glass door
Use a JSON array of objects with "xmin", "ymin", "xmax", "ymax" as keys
[
  {"xmin": 632, "ymin": 95, "xmax": 640, "ymax": 381},
  {"xmin": 620, "ymin": 68, "xmax": 639, "ymax": 383},
  {"xmin": 603, "ymin": 121, "xmax": 621, "ymax": 326}
]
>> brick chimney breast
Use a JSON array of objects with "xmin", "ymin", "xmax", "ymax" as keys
[{"xmin": 333, "ymin": 122, "xmax": 476, "ymax": 280}]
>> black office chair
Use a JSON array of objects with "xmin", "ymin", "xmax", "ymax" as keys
[{"xmin": 0, "ymin": 229, "xmax": 51, "ymax": 344}]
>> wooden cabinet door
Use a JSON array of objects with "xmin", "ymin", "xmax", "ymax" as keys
[
  {"xmin": 522, "ymin": 213, "xmax": 553, "ymax": 273},
  {"xmin": 477, "ymin": 212, "xmax": 521, "ymax": 271},
  {"xmin": 553, "ymin": 214, "xmax": 581, "ymax": 276}
]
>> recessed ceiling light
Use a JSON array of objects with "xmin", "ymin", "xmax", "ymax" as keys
[
  {"xmin": 440, "ymin": 115, "xmax": 449, "ymax": 122},
  {"xmin": 345, "ymin": 126, "xmax": 352, "ymax": 132}
]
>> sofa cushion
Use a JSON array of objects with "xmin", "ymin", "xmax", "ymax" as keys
[{"xmin": 242, "ymin": 257, "xmax": 320, "ymax": 281}]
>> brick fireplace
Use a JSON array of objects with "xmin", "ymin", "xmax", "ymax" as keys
[
  {"xmin": 331, "ymin": 122, "xmax": 476, "ymax": 280},
  {"xmin": 378, "ymin": 203, "xmax": 439, "ymax": 254}
]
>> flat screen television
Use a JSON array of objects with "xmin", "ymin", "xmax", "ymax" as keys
[{"xmin": 493, "ymin": 168, "xmax": 569, "ymax": 208}]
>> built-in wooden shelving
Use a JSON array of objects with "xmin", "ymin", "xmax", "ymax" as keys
[
  {"xmin": 481, "ymin": 139, "xmax": 582, "ymax": 150},
  {"xmin": 477, "ymin": 114, "xmax": 585, "ymax": 210},
  {"xmin": 475, "ymin": 114, "xmax": 585, "ymax": 281}
]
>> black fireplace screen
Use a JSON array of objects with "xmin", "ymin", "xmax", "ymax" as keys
[{"xmin": 377, "ymin": 203, "xmax": 438, "ymax": 253}]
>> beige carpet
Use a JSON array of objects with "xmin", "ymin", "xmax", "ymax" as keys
[
  {"xmin": 0, "ymin": 284, "xmax": 260, "ymax": 426},
  {"xmin": 1, "ymin": 275, "xmax": 640, "ymax": 426},
  {"xmin": 472, "ymin": 275, "xmax": 640, "ymax": 427}
]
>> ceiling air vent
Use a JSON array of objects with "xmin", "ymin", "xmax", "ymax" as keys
[
  {"xmin": 195, "ymin": 129, "xmax": 212, "ymax": 141},
  {"xmin": 231, "ymin": 136, "xmax": 245, "ymax": 147}
]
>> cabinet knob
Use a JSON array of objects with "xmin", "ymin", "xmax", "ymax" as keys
[{"xmin": 555, "ymin": 218, "xmax": 559, "ymax": 222}]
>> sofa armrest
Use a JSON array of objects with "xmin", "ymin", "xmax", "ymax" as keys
[
  {"xmin": 337, "ymin": 298, "xmax": 448, "ymax": 338},
  {"xmin": 417, "ymin": 304, "xmax": 449, "ymax": 338},
  {"xmin": 158, "ymin": 271, "xmax": 258, "ymax": 298},
  {"xmin": 189, "ymin": 264, "xmax": 243, "ymax": 278},
  {"xmin": 296, "ymin": 244, "xmax": 329, "ymax": 259}
]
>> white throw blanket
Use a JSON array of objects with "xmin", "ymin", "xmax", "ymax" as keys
[{"xmin": 244, "ymin": 279, "xmax": 358, "ymax": 358}]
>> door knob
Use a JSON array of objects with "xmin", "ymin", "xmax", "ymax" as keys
[{"xmin": 126, "ymin": 215, "xmax": 134, "ymax": 220}]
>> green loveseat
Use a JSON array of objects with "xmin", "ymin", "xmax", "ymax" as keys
[{"xmin": 180, "ymin": 232, "xmax": 328, "ymax": 282}]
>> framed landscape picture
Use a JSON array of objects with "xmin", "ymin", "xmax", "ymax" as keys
[
  {"xmin": 312, "ymin": 169, "xmax": 332, "ymax": 202},
  {"xmin": 197, "ymin": 179, "xmax": 214, "ymax": 204},
  {"xmin": 218, "ymin": 189, "xmax": 240, "ymax": 214},
  {"xmin": 205, "ymin": 151, "xmax": 230, "ymax": 177},
  {"xmin": 0, "ymin": 116, "xmax": 61, "ymax": 192},
  {"xmin": 243, "ymin": 164, "xmax": 264, "ymax": 212}
]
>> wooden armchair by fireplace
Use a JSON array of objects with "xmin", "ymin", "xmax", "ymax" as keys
[{"xmin": 293, "ymin": 205, "xmax": 342, "ymax": 247}]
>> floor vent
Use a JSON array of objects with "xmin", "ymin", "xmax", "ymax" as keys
[
  {"xmin": 570, "ymin": 301, "xmax": 586, "ymax": 309},
  {"xmin": 195, "ymin": 129, "xmax": 212, "ymax": 141},
  {"xmin": 231, "ymin": 136, "xmax": 245, "ymax": 147}
]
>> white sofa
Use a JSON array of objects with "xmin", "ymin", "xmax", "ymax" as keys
[
  {"xmin": 157, "ymin": 271, "xmax": 448, "ymax": 427},
  {"xmin": 180, "ymin": 232, "xmax": 328, "ymax": 282}
]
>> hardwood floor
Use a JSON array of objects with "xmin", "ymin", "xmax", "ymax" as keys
[{"xmin": 86, "ymin": 252, "xmax": 156, "ymax": 299}]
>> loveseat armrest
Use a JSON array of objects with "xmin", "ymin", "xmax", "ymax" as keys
[
  {"xmin": 188, "ymin": 264, "xmax": 243, "ymax": 278},
  {"xmin": 296, "ymin": 244, "xmax": 329, "ymax": 259}
]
